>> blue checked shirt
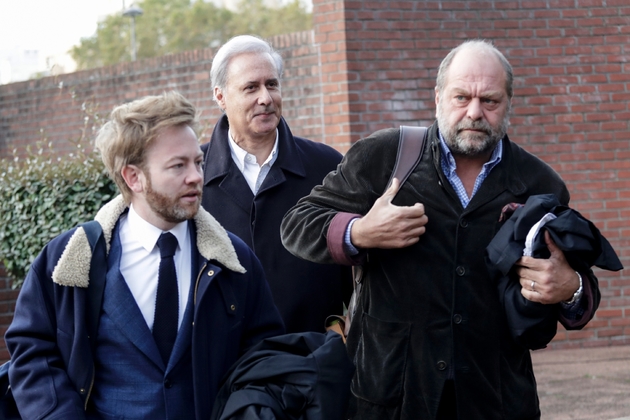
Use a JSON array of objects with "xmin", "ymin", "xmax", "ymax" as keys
[{"xmin": 437, "ymin": 131, "xmax": 503, "ymax": 208}]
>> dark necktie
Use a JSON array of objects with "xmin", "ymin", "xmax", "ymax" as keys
[{"xmin": 153, "ymin": 232, "xmax": 179, "ymax": 365}]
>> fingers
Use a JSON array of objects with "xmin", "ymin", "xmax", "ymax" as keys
[
  {"xmin": 544, "ymin": 230, "xmax": 561, "ymax": 258},
  {"xmin": 351, "ymin": 183, "xmax": 428, "ymax": 249},
  {"xmin": 382, "ymin": 177, "xmax": 401, "ymax": 202},
  {"xmin": 516, "ymin": 257, "xmax": 577, "ymax": 305},
  {"xmin": 520, "ymin": 284, "xmax": 542, "ymax": 303}
]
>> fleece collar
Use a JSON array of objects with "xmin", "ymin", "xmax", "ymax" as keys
[{"xmin": 51, "ymin": 195, "xmax": 246, "ymax": 288}]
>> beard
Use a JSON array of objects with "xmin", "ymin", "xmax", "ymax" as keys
[
  {"xmin": 145, "ymin": 174, "xmax": 201, "ymax": 224},
  {"xmin": 437, "ymin": 103, "xmax": 509, "ymax": 157}
]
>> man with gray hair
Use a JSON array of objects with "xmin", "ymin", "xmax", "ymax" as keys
[
  {"xmin": 281, "ymin": 40, "xmax": 601, "ymax": 419},
  {"xmin": 201, "ymin": 35, "xmax": 352, "ymax": 334}
]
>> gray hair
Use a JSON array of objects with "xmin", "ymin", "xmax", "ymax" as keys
[
  {"xmin": 436, "ymin": 40, "xmax": 513, "ymax": 99},
  {"xmin": 210, "ymin": 35, "xmax": 284, "ymax": 103}
]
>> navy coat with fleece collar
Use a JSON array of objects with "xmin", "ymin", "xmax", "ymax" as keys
[{"xmin": 5, "ymin": 195, "xmax": 285, "ymax": 420}]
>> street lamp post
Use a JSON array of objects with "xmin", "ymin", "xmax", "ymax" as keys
[{"xmin": 123, "ymin": 5, "xmax": 143, "ymax": 62}]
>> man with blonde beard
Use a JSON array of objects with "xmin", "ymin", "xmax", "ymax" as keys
[{"xmin": 6, "ymin": 91, "xmax": 284, "ymax": 419}]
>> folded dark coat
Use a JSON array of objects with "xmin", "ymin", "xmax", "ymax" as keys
[
  {"xmin": 210, "ymin": 331, "xmax": 355, "ymax": 420},
  {"xmin": 485, "ymin": 194, "xmax": 622, "ymax": 350}
]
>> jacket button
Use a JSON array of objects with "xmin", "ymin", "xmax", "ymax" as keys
[
  {"xmin": 437, "ymin": 360, "xmax": 447, "ymax": 371},
  {"xmin": 230, "ymin": 304, "xmax": 236, "ymax": 311},
  {"xmin": 453, "ymin": 314, "xmax": 462, "ymax": 324},
  {"xmin": 79, "ymin": 388, "xmax": 86, "ymax": 394},
  {"xmin": 207, "ymin": 270, "xmax": 215, "ymax": 276},
  {"xmin": 456, "ymin": 266, "xmax": 465, "ymax": 276},
  {"xmin": 164, "ymin": 379, "xmax": 172, "ymax": 389},
  {"xmin": 459, "ymin": 219, "xmax": 468, "ymax": 228}
]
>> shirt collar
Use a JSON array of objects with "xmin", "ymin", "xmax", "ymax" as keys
[
  {"xmin": 227, "ymin": 129, "xmax": 279, "ymax": 170},
  {"xmin": 128, "ymin": 204, "xmax": 189, "ymax": 253},
  {"xmin": 437, "ymin": 129, "xmax": 503, "ymax": 173}
]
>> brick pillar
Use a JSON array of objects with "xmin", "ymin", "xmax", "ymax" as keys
[
  {"xmin": 312, "ymin": 0, "xmax": 438, "ymax": 149},
  {"xmin": 312, "ymin": 0, "xmax": 354, "ymax": 152}
]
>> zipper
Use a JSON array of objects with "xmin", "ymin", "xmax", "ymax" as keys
[
  {"xmin": 193, "ymin": 261, "xmax": 208, "ymax": 309},
  {"xmin": 84, "ymin": 362, "xmax": 95, "ymax": 410}
]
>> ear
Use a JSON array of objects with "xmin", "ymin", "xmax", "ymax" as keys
[
  {"xmin": 434, "ymin": 87, "xmax": 440, "ymax": 107},
  {"xmin": 121, "ymin": 164, "xmax": 145, "ymax": 194},
  {"xmin": 214, "ymin": 86, "xmax": 226, "ymax": 110}
]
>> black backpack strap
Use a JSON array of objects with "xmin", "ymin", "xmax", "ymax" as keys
[
  {"xmin": 81, "ymin": 220, "xmax": 106, "ymax": 352},
  {"xmin": 385, "ymin": 125, "xmax": 428, "ymax": 193}
]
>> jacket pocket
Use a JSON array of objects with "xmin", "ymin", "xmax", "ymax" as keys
[{"xmin": 351, "ymin": 312, "xmax": 410, "ymax": 406}]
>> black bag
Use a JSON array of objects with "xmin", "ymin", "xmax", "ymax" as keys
[{"xmin": 0, "ymin": 220, "xmax": 106, "ymax": 419}]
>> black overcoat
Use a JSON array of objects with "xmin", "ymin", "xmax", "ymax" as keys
[
  {"xmin": 281, "ymin": 123, "xmax": 600, "ymax": 419},
  {"xmin": 202, "ymin": 115, "xmax": 352, "ymax": 333}
]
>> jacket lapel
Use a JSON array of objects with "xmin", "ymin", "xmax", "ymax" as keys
[
  {"xmin": 166, "ymin": 290, "xmax": 194, "ymax": 372},
  {"xmin": 462, "ymin": 137, "xmax": 527, "ymax": 214},
  {"xmin": 101, "ymin": 232, "xmax": 164, "ymax": 369},
  {"xmin": 219, "ymin": 169, "xmax": 254, "ymax": 213},
  {"xmin": 167, "ymin": 226, "xmax": 198, "ymax": 371},
  {"xmin": 203, "ymin": 115, "xmax": 253, "ymax": 212},
  {"xmin": 203, "ymin": 114, "xmax": 307, "ymax": 199}
]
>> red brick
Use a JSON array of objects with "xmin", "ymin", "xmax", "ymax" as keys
[{"xmin": 0, "ymin": 0, "xmax": 627, "ymax": 358}]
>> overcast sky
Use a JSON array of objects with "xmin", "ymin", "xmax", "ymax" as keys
[
  {"xmin": 0, "ymin": 0, "xmax": 124, "ymax": 56},
  {"xmin": 0, "ymin": 0, "xmax": 311, "ymax": 83}
]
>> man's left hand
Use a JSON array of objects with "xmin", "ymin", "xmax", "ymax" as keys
[{"xmin": 514, "ymin": 230, "xmax": 580, "ymax": 305}]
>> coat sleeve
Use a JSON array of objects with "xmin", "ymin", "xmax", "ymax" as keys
[
  {"xmin": 235, "ymin": 240, "xmax": 286, "ymax": 354},
  {"xmin": 281, "ymin": 129, "xmax": 400, "ymax": 265},
  {"xmin": 558, "ymin": 269, "xmax": 600, "ymax": 330},
  {"xmin": 5, "ymin": 245, "xmax": 88, "ymax": 420}
]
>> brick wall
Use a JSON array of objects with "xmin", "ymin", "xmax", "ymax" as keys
[
  {"xmin": 1, "ymin": 0, "xmax": 629, "ymax": 362},
  {"xmin": 318, "ymin": 0, "xmax": 630, "ymax": 349},
  {"xmin": 0, "ymin": 30, "xmax": 323, "ymax": 158}
]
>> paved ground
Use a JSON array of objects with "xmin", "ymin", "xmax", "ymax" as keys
[{"xmin": 531, "ymin": 344, "xmax": 630, "ymax": 420}]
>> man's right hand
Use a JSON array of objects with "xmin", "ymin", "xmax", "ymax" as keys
[{"xmin": 350, "ymin": 178, "xmax": 428, "ymax": 249}]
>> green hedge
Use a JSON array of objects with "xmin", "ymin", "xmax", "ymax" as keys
[{"xmin": 0, "ymin": 140, "xmax": 118, "ymax": 288}]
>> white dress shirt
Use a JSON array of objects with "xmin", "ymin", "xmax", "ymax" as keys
[
  {"xmin": 228, "ymin": 129, "xmax": 279, "ymax": 194},
  {"xmin": 118, "ymin": 204, "xmax": 192, "ymax": 331}
]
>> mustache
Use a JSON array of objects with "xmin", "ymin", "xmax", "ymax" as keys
[
  {"xmin": 182, "ymin": 188, "xmax": 202, "ymax": 197},
  {"xmin": 456, "ymin": 119, "xmax": 492, "ymax": 135},
  {"xmin": 255, "ymin": 107, "xmax": 276, "ymax": 115}
]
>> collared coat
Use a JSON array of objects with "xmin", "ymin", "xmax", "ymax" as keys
[
  {"xmin": 5, "ymin": 196, "xmax": 284, "ymax": 420},
  {"xmin": 281, "ymin": 124, "xmax": 600, "ymax": 420},
  {"xmin": 201, "ymin": 115, "xmax": 352, "ymax": 333}
]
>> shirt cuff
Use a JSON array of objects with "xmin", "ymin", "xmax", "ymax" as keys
[
  {"xmin": 344, "ymin": 218, "xmax": 360, "ymax": 256},
  {"xmin": 327, "ymin": 212, "xmax": 364, "ymax": 266},
  {"xmin": 558, "ymin": 271, "xmax": 592, "ymax": 325}
]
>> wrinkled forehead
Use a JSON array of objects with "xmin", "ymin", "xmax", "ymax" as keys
[
  {"xmin": 445, "ymin": 48, "xmax": 507, "ymax": 94},
  {"xmin": 226, "ymin": 52, "xmax": 279, "ymax": 81}
]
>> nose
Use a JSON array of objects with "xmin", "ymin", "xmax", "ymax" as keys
[
  {"xmin": 258, "ymin": 87, "xmax": 272, "ymax": 105},
  {"xmin": 186, "ymin": 163, "xmax": 203, "ymax": 185},
  {"xmin": 466, "ymin": 98, "xmax": 483, "ymax": 121}
]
